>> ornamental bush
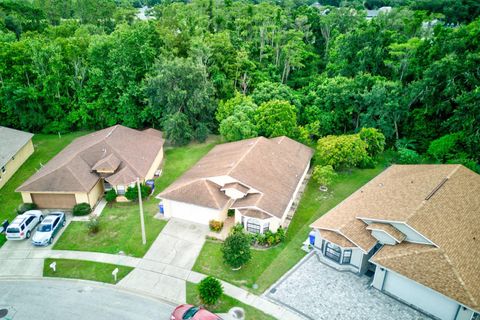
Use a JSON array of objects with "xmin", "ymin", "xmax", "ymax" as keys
[
  {"xmin": 198, "ymin": 276, "xmax": 223, "ymax": 306},
  {"xmin": 17, "ymin": 203, "xmax": 38, "ymax": 215},
  {"xmin": 312, "ymin": 165, "xmax": 337, "ymax": 187},
  {"xmin": 222, "ymin": 231, "xmax": 252, "ymax": 269},
  {"xmin": 125, "ymin": 183, "xmax": 150, "ymax": 201},
  {"xmin": 316, "ymin": 134, "xmax": 370, "ymax": 169},
  {"xmin": 87, "ymin": 218, "xmax": 100, "ymax": 234},
  {"xmin": 397, "ymin": 147, "xmax": 422, "ymax": 164},
  {"xmin": 105, "ymin": 189, "xmax": 117, "ymax": 203},
  {"xmin": 72, "ymin": 203, "xmax": 91, "ymax": 216},
  {"xmin": 209, "ymin": 220, "xmax": 223, "ymax": 232}
]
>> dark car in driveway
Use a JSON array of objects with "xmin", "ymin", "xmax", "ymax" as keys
[{"xmin": 170, "ymin": 304, "xmax": 221, "ymax": 320}]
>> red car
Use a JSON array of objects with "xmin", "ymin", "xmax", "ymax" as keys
[{"xmin": 170, "ymin": 304, "xmax": 221, "ymax": 320}]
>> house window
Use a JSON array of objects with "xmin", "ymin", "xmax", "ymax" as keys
[
  {"xmin": 117, "ymin": 185, "xmax": 125, "ymax": 195},
  {"xmin": 263, "ymin": 222, "xmax": 269, "ymax": 233},
  {"xmin": 321, "ymin": 239, "xmax": 325, "ymax": 252},
  {"xmin": 325, "ymin": 242, "xmax": 341, "ymax": 263},
  {"xmin": 246, "ymin": 219, "xmax": 261, "ymax": 234},
  {"xmin": 342, "ymin": 249, "xmax": 352, "ymax": 264},
  {"xmin": 241, "ymin": 215, "xmax": 245, "ymax": 226},
  {"xmin": 472, "ymin": 313, "xmax": 480, "ymax": 320}
]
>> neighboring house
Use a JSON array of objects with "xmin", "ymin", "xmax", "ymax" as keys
[
  {"xmin": 158, "ymin": 136, "xmax": 313, "ymax": 233},
  {"xmin": 310, "ymin": 164, "xmax": 480, "ymax": 320},
  {"xmin": 0, "ymin": 126, "xmax": 34, "ymax": 189},
  {"xmin": 17, "ymin": 125, "xmax": 164, "ymax": 209},
  {"xmin": 366, "ymin": 6, "xmax": 392, "ymax": 19}
]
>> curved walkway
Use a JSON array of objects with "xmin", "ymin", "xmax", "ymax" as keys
[{"xmin": 0, "ymin": 219, "xmax": 306, "ymax": 320}]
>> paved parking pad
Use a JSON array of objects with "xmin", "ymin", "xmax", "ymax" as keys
[{"xmin": 266, "ymin": 253, "xmax": 431, "ymax": 320}]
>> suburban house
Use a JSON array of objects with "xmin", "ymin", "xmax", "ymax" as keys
[
  {"xmin": 0, "ymin": 126, "xmax": 34, "ymax": 189},
  {"xmin": 17, "ymin": 125, "xmax": 164, "ymax": 209},
  {"xmin": 158, "ymin": 136, "xmax": 313, "ymax": 233},
  {"xmin": 310, "ymin": 164, "xmax": 480, "ymax": 320}
]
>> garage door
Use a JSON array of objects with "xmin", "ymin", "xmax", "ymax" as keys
[
  {"xmin": 31, "ymin": 193, "xmax": 76, "ymax": 209},
  {"xmin": 383, "ymin": 270, "xmax": 458, "ymax": 320},
  {"xmin": 164, "ymin": 199, "xmax": 220, "ymax": 225}
]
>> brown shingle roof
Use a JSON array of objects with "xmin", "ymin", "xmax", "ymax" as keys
[
  {"xmin": 0, "ymin": 126, "xmax": 34, "ymax": 168},
  {"xmin": 312, "ymin": 164, "xmax": 480, "ymax": 311},
  {"xmin": 17, "ymin": 125, "xmax": 164, "ymax": 192},
  {"xmin": 372, "ymin": 165, "xmax": 480, "ymax": 311},
  {"xmin": 160, "ymin": 179, "xmax": 230, "ymax": 209},
  {"xmin": 319, "ymin": 230, "xmax": 355, "ymax": 248},
  {"xmin": 159, "ymin": 136, "xmax": 313, "ymax": 217},
  {"xmin": 366, "ymin": 223, "xmax": 406, "ymax": 243},
  {"xmin": 222, "ymin": 182, "xmax": 249, "ymax": 194},
  {"xmin": 239, "ymin": 208, "xmax": 271, "ymax": 219},
  {"xmin": 92, "ymin": 153, "xmax": 121, "ymax": 172}
]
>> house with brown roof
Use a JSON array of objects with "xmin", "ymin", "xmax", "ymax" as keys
[
  {"xmin": 158, "ymin": 136, "xmax": 313, "ymax": 233},
  {"xmin": 310, "ymin": 164, "xmax": 480, "ymax": 320},
  {"xmin": 17, "ymin": 125, "xmax": 164, "ymax": 209},
  {"xmin": 0, "ymin": 126, "xmax": 34, "ymax": 189}
]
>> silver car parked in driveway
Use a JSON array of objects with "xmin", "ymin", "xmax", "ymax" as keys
[
  {"xmin": 5, "ymin": 210, "xmax": 44, "ymax": 240},
  {"xmin": 31, "ymin": 212, "xmax": 66, "ymax": 246}
]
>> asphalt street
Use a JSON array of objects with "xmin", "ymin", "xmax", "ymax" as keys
[{"xmin": 0, "ymin": 279, "xmax": 175, "ymax": 320}]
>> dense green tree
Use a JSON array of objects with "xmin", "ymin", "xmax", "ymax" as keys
[
  {"xmin": 316, "ymin": 134, "xmax": 370, "ymax": 169},
  {"xmin": 255, "ymin": 100, "xmax": 297, "ymax": 138},
  {"xmin": 222, "ymin": 231, "xmax": 251, "ymax": 269}
]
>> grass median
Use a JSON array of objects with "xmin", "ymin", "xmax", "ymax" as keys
[{"xmin": 43, "ymin": 258, "xmax": 133, "ymax": 284}]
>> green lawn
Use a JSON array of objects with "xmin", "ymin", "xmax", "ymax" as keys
[
  {"xmin": 0, "ymin": 132, "xmax": 89, "ymax": 247},
  {"xmin": 193, "ymin": 158, "xmax": 391, "ymax": 294},
  {"xmin": 186, "ymin": 282, "xmax": 276, "ymax": 320},
  {"xmin": 43, "ymin": 258, "xmax": 133, "ymax": 284},
  {"xmin": 54, "ymin": 138, "xmax": 219, "ymax": 257}
]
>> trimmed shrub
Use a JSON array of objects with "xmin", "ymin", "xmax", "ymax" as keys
[
  {"xmin": 312, "ymin": 165, "xmax": 337, "ymax": 187},
  {"xmin": 198, "ymin": 276, "xmax": 223, "ymax": 306},
  {"xmin": 209, "ymin": 220, "xmax": 224, "ymax": 232},
  {"xmin": 17, "ymin": 203, "xmax": 38, "ymax": 215},
  {"xmin": 105, "ymin": 189, "xmax": 117, "ymax": 203},
  {"xmin": 87, "ymin": 218, "xmax": 100, "ymax": 234},
  {"xmin": 72, "ymin": 203, "xmax": 91, "ymax": 216},
  {"xmin": 222, "ymin": 232, "xmax": 252, "ymax": 269},
  {"xmin": 125, "ymin": 183, "xmax": 150, "ymax": 201},
  {"xmin": 227, "ymin": 209, "xmax": 235, "ymax": 217}
]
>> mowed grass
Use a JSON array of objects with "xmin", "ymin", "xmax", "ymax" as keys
[
  {"xmin": 193, "ymin": 158, "xmax": 390, "ymax": 294},
  {"xmin": 43, "ymin": 258, "xmax": 133, "ymax": 284},
  {"xmin": 0, "ymin": 132, "xmax": 89, "ymax": 247},
  {"xmin": 186, "ymin": 282, "xmax": 276, "ymax": 320},
  {"xmin": 54, "ymin": 138, "xmax": 219, "ymax": 257}
]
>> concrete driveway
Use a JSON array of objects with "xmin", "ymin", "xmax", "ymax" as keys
[
  {"xmin": 118, "ymin": 218, "xmax": 209, "ymax": 304},
  {"xmin": 266, "ymin": 253, "xmax": 431, "ymax": 320},
  {"xmin": 0, "ymin": 279, "xmax": 174, "ymax": 320},
  {"xmin": 0, "ymin": 217, "xmax": 71, "ymax": 277}
]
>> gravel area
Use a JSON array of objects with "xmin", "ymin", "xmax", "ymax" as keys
[{"xmin": 266, "ymin": 253, "xmax": 431, "ymax": 320}]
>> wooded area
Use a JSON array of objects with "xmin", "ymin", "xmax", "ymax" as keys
[{"xmin": 0, "ymin": 0, "xmax": 478, "ymax": 166}]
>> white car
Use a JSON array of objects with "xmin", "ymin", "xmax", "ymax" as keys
[
  {"xmin": 31, "ymin": 212, "xmax": 66, "ymax": 246},
  {"xmin": 5, "ymin": 210, "xmax": 44, "ymax": 240}
]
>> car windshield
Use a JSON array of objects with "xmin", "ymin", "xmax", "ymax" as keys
[
  {"xmin": 183, "ymin": 307, "xmax": 200, "ymax": 319},
  {"xmin": 6, "ymin": 227, "xmax": 19, "ymax": 233},
  {"xmin": 38, "ymin": 224, "xmax": 52, "ymax": 232}
]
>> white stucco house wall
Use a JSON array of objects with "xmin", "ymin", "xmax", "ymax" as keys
[{"xmin": 310, "ymin": 165, "xmax": 480, "ymax": 320}]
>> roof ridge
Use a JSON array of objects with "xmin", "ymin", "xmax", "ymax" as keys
[
  {"xmin": 204, "ymin": 180, "xmax": 221, "ymax": 208},
  {"xmin": 66, "ymin": 158, "xmax": 93, "ymax": 191},
  {"xmin": 226, "ymin": 137, "xmax": 262, "ymax": 177},
  {"xmin": 104, "ymin": 139, "xmax": 142, "ymax": 178},
  {"xmin": 442, "ymin": 251, "xmax": 478, "ymax": 306},
  {"xmin": 375, "ymin": 245, "xmax": 437, "ymax": 261}
]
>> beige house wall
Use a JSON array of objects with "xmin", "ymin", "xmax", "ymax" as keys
[
  {"xmin": 145, "ymin": 147, "xmax": 164, "ymax": 180},
  {"xmin": 21, "ymin": 192, "xmax": 33, "ymax": 203},
  {"xmin": 87, "ymin": 179, "xmax": 104, "ymax": 208},
  {"xmin": 0, "ymin": 139, "xmax": 34, "ymax": 189}
]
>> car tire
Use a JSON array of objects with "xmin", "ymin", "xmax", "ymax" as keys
[
  {"xmin": 26, "ymin": 231, "xmax": 31, "ymax": 239},
  {"xmin": 48, "ymin": 238, "xmax": 53, "ymax": 245},
  {"xmin": 62, "ymin": 220, "xmax": 66, "ymax": 227},
  {"xmin": 39, "ymin": 215, "xmax": 44, "ymax": 222}
]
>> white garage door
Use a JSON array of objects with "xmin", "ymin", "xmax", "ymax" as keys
[
  {"xmin": 163, "ymin": 199, "xmax": 220, "ymax": 225},
  {"xmin": 383, "ymin": 270, "xmax": 458, "ymax": 320}
]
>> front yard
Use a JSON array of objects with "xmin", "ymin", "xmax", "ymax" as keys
[
  {"xmin": 0, "ymin": 132, "xmax": 89, "ymax": 247},
  {"xmin": 53, "ymin": 138, "xmax": 219, "ymax": 257},
  {"xmin": 193, "ymin": 158, "xmax": 390, "ymax": 294}
]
